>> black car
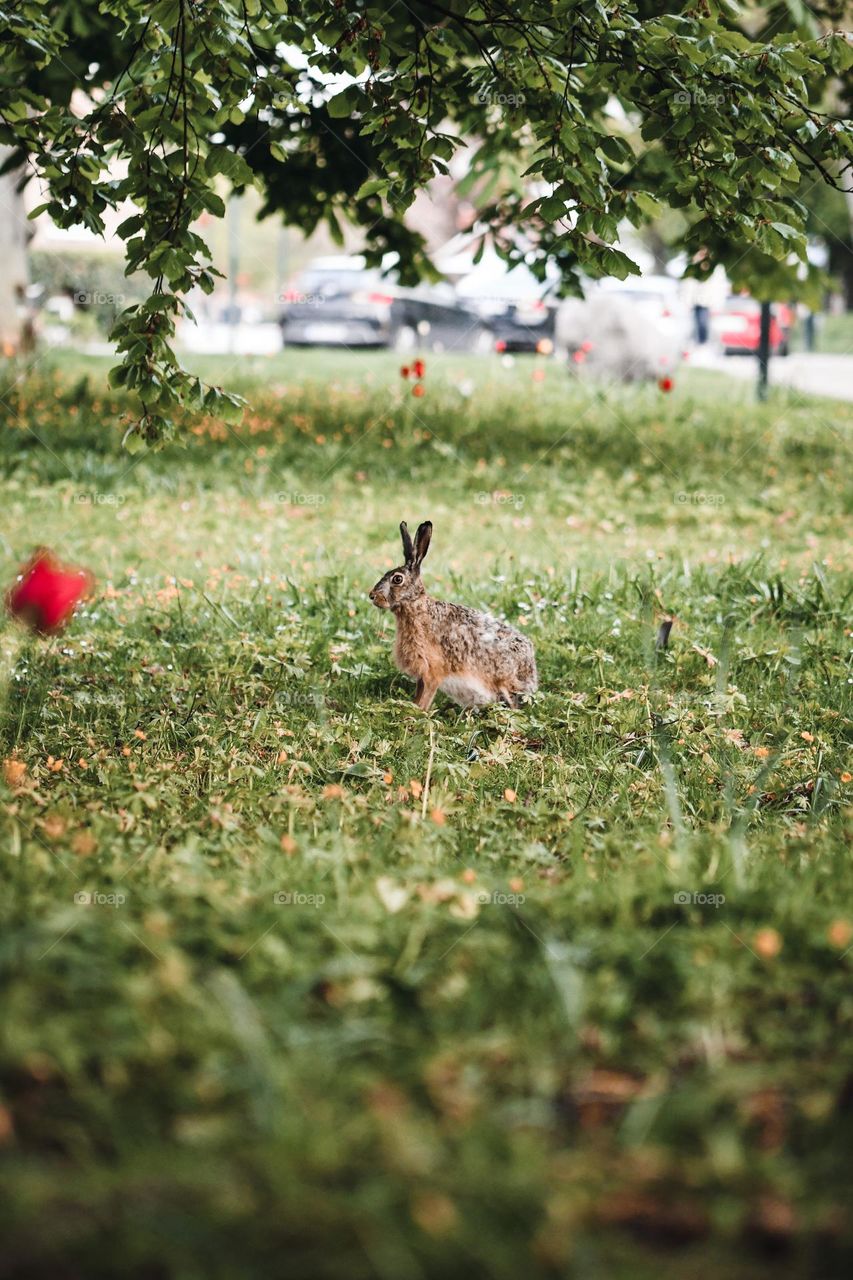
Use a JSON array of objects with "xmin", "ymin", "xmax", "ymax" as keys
[
  {"xmin": 486, "ymin": 297, "xmax": 557, "ymax": 354},
  {"xmin": 453, "ymin": 258, "xmax": 558, "ymax": 355},
  {"xmin": 279, "ymin": 257, "xmax": 491, "ymax": 353}
]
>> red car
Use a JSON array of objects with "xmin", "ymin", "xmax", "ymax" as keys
[{"xmin": 714, "ymin": 296, "xmax": 793, "ymax": 356}]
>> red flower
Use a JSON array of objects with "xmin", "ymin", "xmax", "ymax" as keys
[
  {"xmin": 412, "ymin": 383, "xmax": 426, "ymax": 398},
  {"xmin": 400, "ymin": 365, "xmax": 410, "ymax": 379},
  {"xmin": 658, "ymin": 377, "xmax": 674, "ymax": 392},
  {"xmin": 412, "ymin": 358, "xmax": 425, "ymax": 379},
  {"xmin": 6, "ymin": 549, "xmax": 93, "ymax": 634}
]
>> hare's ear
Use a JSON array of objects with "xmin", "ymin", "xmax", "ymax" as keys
[
  {"xmin": 412, "ymin": 520, "xmax": 432, "ymax": 569},
  {"xmin": 400, "ymin": 521, "xmax": 414, "ymax": 564}
]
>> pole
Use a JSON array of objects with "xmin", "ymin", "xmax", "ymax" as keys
[{"xmin": 757, "ymin": 301, "xmax": 771, "ymax": 401}]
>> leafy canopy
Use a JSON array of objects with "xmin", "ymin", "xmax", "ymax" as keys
[{"xmin": 2, "ymin": 0, "xmax": 852, "ymax": 445}]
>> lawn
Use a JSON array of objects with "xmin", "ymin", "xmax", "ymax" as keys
[
  {"xmin": 0, "ymin": 349, "xmax": 851, "ymax": 1279},
  {"xmin": 813, "ymin": 311, "xmax": 853, "ymax": 356}
]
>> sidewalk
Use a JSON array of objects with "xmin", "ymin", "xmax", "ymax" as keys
[{"xmin": 691, "ymin": 347, "xmax": 853, "ymax": 401}]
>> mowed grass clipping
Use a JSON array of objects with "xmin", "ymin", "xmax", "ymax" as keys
[{"xmin": 0, "ymin": 350, "xmax": 851, "ymax": 1280}]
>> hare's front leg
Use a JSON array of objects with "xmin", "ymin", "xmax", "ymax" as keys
[{"xmin": 414, "ymin": 677, "xmax": 439, "ymax": 711}]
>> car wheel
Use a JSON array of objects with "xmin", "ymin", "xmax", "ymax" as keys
[{"xmin": 394, "ymin": 324, "xmax": 417, "ymax": 353}]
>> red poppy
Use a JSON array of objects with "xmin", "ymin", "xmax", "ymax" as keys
[
  {"xmin": 6, "ymin": 549, "xmax": 93, "ymax": 634},
  {"xmin": 412, "ymin": 383, "xmax": 425, "ymax": 398},
  {"xmin": 400, "ymin": 365, "xmax": 410, "ymax": 379},
  {"xmin": 412, "ymin": 358, "xmax": 425, "ymax": 379},
  {"xmin": 658, "ymin": 377, "xmax": 674, "ymax": 392}
]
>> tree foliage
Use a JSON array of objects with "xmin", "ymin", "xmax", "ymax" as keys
[{"xmin": 2, "ymin": 0, "xmax": 852, "ymax": 444}]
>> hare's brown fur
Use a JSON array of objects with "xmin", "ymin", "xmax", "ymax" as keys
[{"xmin": 369, "ymin": 520, "xmax": 538, "ymax": 711}]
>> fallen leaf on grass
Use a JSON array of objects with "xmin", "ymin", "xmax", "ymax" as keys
[
  {"xmin": 828, "ymin": 919, "xmax": 852, "ymax": 949},
  {"xmin": 41, "ymin": 814, "xmax": 66, "ymax": 840},
  {"xmin": 754, "ymin": 928, "xmax": 783, "ymax": 958},
  {"xmin": 71, "ymin": 832, "xmax": 97, "ymax": 857},
  {"xmin": 3, "ymin": 758, "xmax": 27, "ymax": 788},
  {"xmin": 410, "ymin": 1191, "xmax": 458, "ymax": 1237}
]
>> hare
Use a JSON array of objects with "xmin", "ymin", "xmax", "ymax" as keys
[{"xmin": 369, "ymin": 520, "xmax": 538, "ymax": 711}]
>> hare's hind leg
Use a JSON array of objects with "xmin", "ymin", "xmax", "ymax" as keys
[{"xmin": 414, "ymin": 677, "xmax": 439, "ymax": 711}]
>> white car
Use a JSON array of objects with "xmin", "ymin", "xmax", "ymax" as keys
[{"xmin": 555, "ymin": 274, "xmax": 691, "ymax": 382}]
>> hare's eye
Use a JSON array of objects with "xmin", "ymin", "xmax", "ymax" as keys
[{"xmin": 391, "ymin": 573, "xmax": 404, "ymax": 585}]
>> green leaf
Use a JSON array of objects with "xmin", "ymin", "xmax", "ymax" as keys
[
  {"xmin": 206, "ymin": 146, "xmax": 254, "ymax": 185},
  {"xmin": 355, "ymin": 177, "xmax": 389, "ymax": 199}
]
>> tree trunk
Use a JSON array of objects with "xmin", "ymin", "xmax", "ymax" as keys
[{"xmin": 0, "ymin": 149, "xmax": 30, "ymax": 353}]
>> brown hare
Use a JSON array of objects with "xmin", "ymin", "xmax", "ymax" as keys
[{"xmin": 369, "ymin": 520, "xmax": 538, "ymax": 711}]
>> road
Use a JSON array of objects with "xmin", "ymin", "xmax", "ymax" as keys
[{"xmin": 691, "ymin": 347, "xmax": 853, "ymax": 401}]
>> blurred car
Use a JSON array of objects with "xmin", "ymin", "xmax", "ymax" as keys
[
  {"xmin": 454, "ymin": 256, "xmax": 558, "ymax": 355},
  {"xmin": 554, "ymin": 274, "xmax": 690, "ymax": 382},
  {"xmin": 712, "ymin": 296, "xmax": 793, "ymax": 355},
  {"xmin": 279, "ymin": 256, "xmax": 491, "ymax": 352}
]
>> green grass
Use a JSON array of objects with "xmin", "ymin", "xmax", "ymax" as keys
[
  {"xmin": 0, "ymin": 350, "xmax": 852, "ymax": 1279},
  {"xmin": 813, "ymin": 310, "xmax": 853, "ymax": 355}
]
